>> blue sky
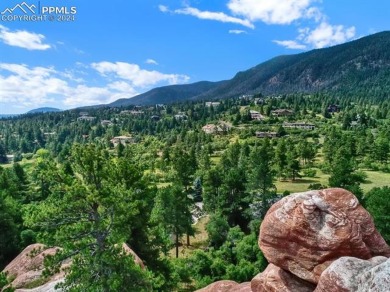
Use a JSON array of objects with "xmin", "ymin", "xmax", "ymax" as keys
[{"xmin": 0, "ymin": 0, "xmax": 389, "ymax": 114}]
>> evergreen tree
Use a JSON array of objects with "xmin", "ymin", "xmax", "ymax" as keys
[{"xmin": 24, "ymin": 144, "xmax": 151, "ymax": 291}]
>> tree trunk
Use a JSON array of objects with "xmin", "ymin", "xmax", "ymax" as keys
[
  {"xmin": 187, "ymin": 233, "xmax": 190, "ymax": 246},
  {"xmin": 175, "ymin": 233, "xmax": 179, "ymax": 258}
]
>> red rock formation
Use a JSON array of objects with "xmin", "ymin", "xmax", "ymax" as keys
[
  {"xmin": 195, "ymin": 280, "xmax": 240, "ymax": 292},
  {"xmin": 2, "ymin": 244, "xmax": 63, "ymax": 289},
  {"xmin": 251, "ymin": 264, "xmax": 315, "ymax": 292},
  {"xmin": 121, "ymin": 243, "xmax": 145, "ymax": 269},
  {"xmin": 229, "ymin": 282, "xmax": 251, "ymax": 292},
  {"xmin": 259, "ymin": 188, "xmax": 390, "ymax": 283},
  {"xmin": 315, "ymin": 256, "xmax": 390, "ymax": 292},
  {"xmin": 2, "ymin": 243, "xmax": 144, "ymax": 291}
]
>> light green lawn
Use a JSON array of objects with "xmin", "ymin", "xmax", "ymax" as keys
[{"xmin": 275, "ymin": 168, "xmax": 390, "ymax": 194}]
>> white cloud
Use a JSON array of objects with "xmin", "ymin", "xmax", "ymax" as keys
[
  {"xmin": 274, "ymin": 22, "xmax": 356, "ymax": 49},
  {"xmin": 146, "ymin": 59, "xmax": 159, "ymax": 65},
  {"xmin": 0, "ymin": 62, "xmax": 190, "ymax": 112},
  {"xmin": 158, "ymin": 5, "xmax": 169, "ymax": 13},
  {"xmin": 229, "ymin": 29, "xmax": 247, "ymax": 34},
  {"xmin": 173, "ymin": 6, "xmax": 254, "ymax": 29},
  {"xmin": 227, "ymin": 0, "xmax": 314, "ymax": 25},
  {"xmin": 304, "ymin": 22, "xmax": 356, "ymax": 48},
  {"xmin": 91, "ymin": 61, "xmax": 190, "ymax": 87},
  {"xmin": 0, "ymin": 64, "xmax": 66, "ymax": 106},
  {"xmin": 0, "ymin": 25, "xmax": 51, "ymax": 50},
  {"xmin": 273, "ymin": 40, "xmax": 307, "ymax": 49}
]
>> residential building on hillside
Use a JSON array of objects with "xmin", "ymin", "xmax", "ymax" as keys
[
  {"xmin": 101, "ymin": 120, "xmax": 113, "ymax": 126},
  {"xmin": 110, "ymin": 136, "xmax": 135, "ymax": 147},
  {"xmin": 255, "ymin": 131, "xmax": 279, "ymax": 138},
  {"xmin": 174, "ymin": 113, "xmax": 188, "ymax": 120},
  {"xmin": 283, "ymin": 122, "xmax": 315, "ymax": 130},
  {"xmin": 205, "ymin": 102, "xmax": 221, "ymax": 107},
  {"xmin": 250, "ymin": 110, "xmax": 265, "ymax": 121},
  {"xmin": 77, "ymin": 116, "xmax": 95, "ymax": 121},
  {"xmin": 202, "ymin": 124, "xmax": 222, "ymax": 134},
  {"xmin": 271, "ymin": 109, "xmax": 294, "ymax": 117}
]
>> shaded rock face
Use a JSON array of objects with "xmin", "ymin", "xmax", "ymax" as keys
[
  {"xmin": 251, "ymin": 264, "xmax": 316, "ymax": 292},
  {"xmin": 259, "ymin": 188, "xmax": 390, "ymax": 283},
  {"xmin": 315, "ymin": 256, "xmax": 390, "ymax": 292}
]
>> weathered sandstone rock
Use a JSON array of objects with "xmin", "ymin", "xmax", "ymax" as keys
[
  {"xmin": 229, "ymin": 282, "xmax": 252, "ymax": 292},
  {"xmin": 3, "ymin": 244, "xmax": 62, "ymax": 289},
  {"xmin": 315, "ymin": 256, "xmax": 390, "ymax": 292},
  {"xmin": 195, "ymin": 280, "xmax": 239, "ymax": 292},
  {"xmin": 2, "ymin": 243, "xmax": 144, "ymax": 291},
  {"xmin": 251, "ymin": 264, "xmax": 315, "ymax": 292},
  {"xmin": 259, "ymin": 188, "xmax": 390, "ymax": 283}
]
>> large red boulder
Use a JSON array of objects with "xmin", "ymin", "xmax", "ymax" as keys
[
  {"xmin": 195, "ymin": 280, "xmax": 240, "ymax": 292},
  {"xmin": 259, "ymin": 188, "xmax": 390, "ymax": 283},
  {"xmin": 251, "ymin": 264, "xmax": 315, "ymax": 292},
  {"xmin": 315, "ymin": 256, "xmax": 390, "ymax": 292}
]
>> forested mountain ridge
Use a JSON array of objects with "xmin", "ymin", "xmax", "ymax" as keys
[
  {"xmin": 110, "ymin": 31, "xmax": 390, "ymax": 106},
  {"xmin": 109, "ymin": 81, "xmax": 226, "ymax": 107}
]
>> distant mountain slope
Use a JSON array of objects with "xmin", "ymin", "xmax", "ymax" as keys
[
  {"xmin": 107, "ymin": 31, "xmax": 390, "ymax": 106},
  {"xmin": 27, "ymin": 107, "xmax": 61, "ymax": 114},
  {"xmin": 195, "ymin": 31, "xmax": 390, "ymax": 100},
  {"xmin": 109, "ymin": 81, "xmax": 226, "ymax": 107}
]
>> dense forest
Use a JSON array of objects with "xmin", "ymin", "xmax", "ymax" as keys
[{"xmin": 1, "ymin": 92, "xmax": 390, "ymax": 291}]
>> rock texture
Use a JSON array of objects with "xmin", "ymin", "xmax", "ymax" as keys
[
  {"xmin": 259, "ymin": 188, "xmax": 390, "ymax": 283},
  {"xmin": 195, "ymin": 188, "xmax": 390, "ymax": 292},
  {"xmin": 2, "ymin": 244, "xmax": 64, "ymax": 289},
  {"xmin": 315, "ymin": 256, "xmax": 390, "ymax": 292},
  {"xmin": 195, "ymin": 280, "xmax": 240, "ymax": 292},
  {"xmin": 251, "ymin": 264, "xmax": 315, "ymax": 292},
  {"xmin": 2, "ymin": 243, "xmax": 144, "ymax": 292}
]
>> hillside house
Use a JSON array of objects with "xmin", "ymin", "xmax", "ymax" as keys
[
  {"xmin": 174, "ymin": 113, "xmax": 188, "ymax": 120},
  {"xmin": 77, "ymin": 116, "xmax": 95, "ymax": 121},
  {"xmin": 202, "ymin": 124, "xmax": 221, "ymax": 134},
  {"xmin": 271, "ymin": 109, "xmax": 293, "ymax": 117},
  {"xmin": 110, "ymin": 136, "xmax": 135, "ymax": 147},
  {"xmin": 255, "ymin": 131, "xmax": 279, "ymax": 138},
  {"xmin": 120, "ymin": 110, "xmax": 144, "ymax": 115},
  {"xmin": 250, "ymin": 110, "xmax": 265, "ymax": 121},
  {"xmin": 101, "ymin": 120, "xmax": 113, "ymax": 126},
  {"xmin": 283, "ymin": 122, "xmax": 315, "ymax": 130},
  {"xmin": 205, "ymin": 102, "xmax": 221, "ymax": 107}
]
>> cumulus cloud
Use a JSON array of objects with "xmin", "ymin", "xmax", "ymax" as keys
[
  {"xmin": 227, "ymin": 0, "xmax": 314, "ymax": 25},
  {"xmin": 304, "ymin": 22, "xmax": 356, "ymax": 48},
  {"xmin": 0, "ymin": 25, "xmax": 51, "ymax": 50},
  {"xmin": 0, "ymin": 62, "xmax": 190, "ymax": 112},
  {"xmin": 172, "ymin": 6, "xmax": 254, "ymax": 29},
  {"xmin": 158, "ymin": 5, "xmax": 169, "ymax": 13},
  {"xmin": 229, "ymin": 29, "xmax": 247, "ymax": 34},
  {"xmin": 91, "ymin": 61, "xmax": 190, "ymax": 87},
  {"xmin": 274, "ymin": 22, "xmax": 356, "ymax": 49},
  {"xmin": 146, "ymin": 59, "xmax": 159, "ymax": 65}
]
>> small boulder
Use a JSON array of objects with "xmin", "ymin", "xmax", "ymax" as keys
[
  {"xmin": 251, "ymin": 264, "xmax": 315, "ymax": 292},
  {"xmin": 315, "ymin": 256, "xmax": 390, "ymax": 292}
]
